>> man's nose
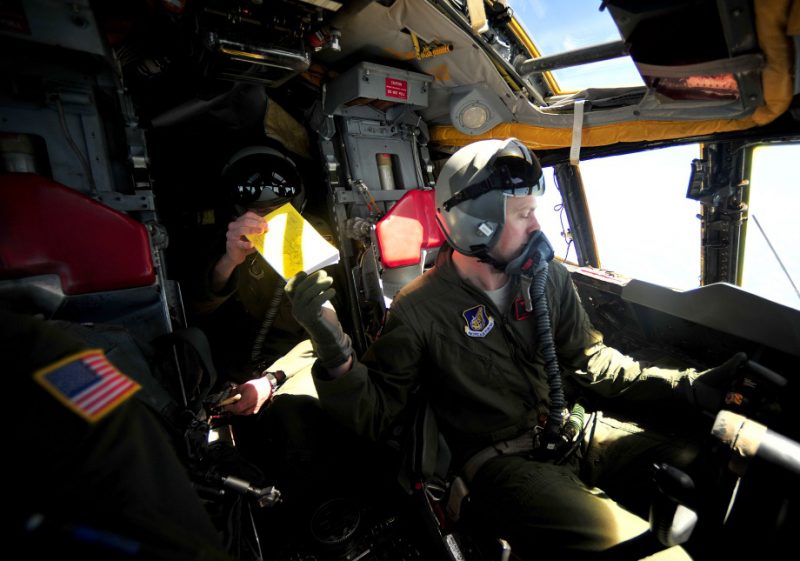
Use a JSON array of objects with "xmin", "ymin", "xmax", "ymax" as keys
[{"xmin": 527, "ymin": 214, "xmax": 541, "ymax": 233}]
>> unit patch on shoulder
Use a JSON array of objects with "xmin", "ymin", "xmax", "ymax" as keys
[
  {"xmin": 34, "ymin": 349, "xmax": 140, "ymax": 423},
  {"xmin": 462, "ymin": 304, "xmax": 495, "ymax": 337}
]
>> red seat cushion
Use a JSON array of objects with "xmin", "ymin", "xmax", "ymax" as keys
[
  {"xmin": 0, "ymin": 173, "xmax": 156, "ymax": 295},
  {"xmin": 375, "ymin": 189, "xmax": 444, "ymax": 268}
]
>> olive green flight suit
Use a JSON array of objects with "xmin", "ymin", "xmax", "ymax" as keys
[
  {"xmin": 189, "ymin": 213, "xmax": 332, "ymax": 391},
  {"xmin": 314, "ymin": 247, "xmax": 697, "ymax": 559},
  {"xmin": 3, "ymin": 308, "xmax": 231, "ymax": 561},
  {"xmin": 192, "ymin": 250, "xmax": 310, "ymax": 383}
]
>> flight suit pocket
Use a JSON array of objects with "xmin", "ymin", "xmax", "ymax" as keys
[{"xmin": 429, "ymin": 328, "xmax": 503, "ymax": 392}]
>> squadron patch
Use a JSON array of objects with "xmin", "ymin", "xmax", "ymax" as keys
[
  {"xmin": 34, "ymin": 349, "xmax": 140, "ymax": 423},
  {"xmin": 462, "ymin": 304, "xmax": 495, "ymax": 337}
]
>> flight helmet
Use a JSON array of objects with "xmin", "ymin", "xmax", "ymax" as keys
[
  {"xmin": 435, "ymin": 138, "xmax": 544, "ymax": 257},
  {"xmin": 222, "ymin": 145, "xmax": 305, "ymax": 212}
]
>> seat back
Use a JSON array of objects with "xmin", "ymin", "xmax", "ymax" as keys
[
  {"xmin": 0, "ymin": 172, "xmax": 171, "ymax": 344},
  {"xmin": 396, "ymin": 400, "xmax": 506, "ymax": 561},
  {"xmin": 0, "ymin": 173, "xmax": 156, "ymax": 295},
  {"xmin": 375, "ymin": 188, "xmax": 444, "ymax": 269},
  {"xmin": 373, "ymin": 188, "xmax": 445, "ymax": 301}
]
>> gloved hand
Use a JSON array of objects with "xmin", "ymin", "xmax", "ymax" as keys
[
  {"xmin": 285, "ymin": 270, "xmax": 353, "ymax": 369},
  {"xmin": 678, "ymin": 352, "xmax": 748, "ymax": 412}
]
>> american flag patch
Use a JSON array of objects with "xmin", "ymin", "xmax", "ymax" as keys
[{"xmin": 34, "ymin": 349, "xmax": 140, "ymax": 423}]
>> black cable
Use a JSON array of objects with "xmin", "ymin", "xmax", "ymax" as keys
[
  {"xmin": 250, "ymin": 284, "xmax": 285, "ymax": 364},
  {"xmin": 531, "ymin": 262, "xmax": 566, "ymax": 442}
]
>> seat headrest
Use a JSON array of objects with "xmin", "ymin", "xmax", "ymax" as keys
[{"xmin": 0, "ymin": 173, "xmax": 156, "ymax": 295}]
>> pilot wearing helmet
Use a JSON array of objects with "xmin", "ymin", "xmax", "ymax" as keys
[
  {"xmin": 191, "ymin": 145, "xmax": 327, "ymax": 417},
  {"xmin": 286, "ymin": 138, "xmax": 746, "ymax": 559},
  {"xmin": 189, "ymin": 145, "xmax": 359, "ymax": 508}
]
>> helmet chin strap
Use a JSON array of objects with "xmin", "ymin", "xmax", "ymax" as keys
[{"xmin": 476, "ymin": 252, "xmax": 508, "ymax": 272}]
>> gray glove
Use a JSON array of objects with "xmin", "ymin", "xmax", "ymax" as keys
[
  {"xmin": 285, "ymin": 270, "xmax": 353, "ymax": 369},
  {"xmin": 677, "ymin": 352, "xmax": 748, "ymax": 412}
]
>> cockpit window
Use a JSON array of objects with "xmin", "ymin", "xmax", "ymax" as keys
[
  {"xmin": 742, "ymin": 144, "xmax": 800, "ymax": 310},
  {"xmin": 540, "ymin": 143, "xmax": 800, "ymax": 311},
  {"xmin": 536, "ymin": 167, "xmax": 573, "ymax": 262},
  {"xmin": 508, "ymin": 0, "xmax": 644, "ymax": 92},
  {"xmin": 577, "ymin": 145, "xmax": 702, "ymax": 288},
  {"xmin": 537, "ymin": 147, "xmax": 702, "ymax": 286}
]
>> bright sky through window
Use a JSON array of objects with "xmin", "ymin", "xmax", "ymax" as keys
[{"xmin": 508, "ymin": 0, "xmax": 644, "ymax": 92}]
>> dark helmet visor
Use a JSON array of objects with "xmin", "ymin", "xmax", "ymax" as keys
[
  {"xmin": 231, "ymin": 170, "xmax": 299, "ymax": 205},
  {"xmin": 442, "ymin": 139, "xmax": 544, "ymax": 211},
  {"xmin": 224, "ymin": 153, "xmax": 301, "ymax": 208}
]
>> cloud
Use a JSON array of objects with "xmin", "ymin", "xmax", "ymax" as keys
[
  {"xmin": 529, "ymin": 0, "xmax": 547, "ymax": 19},
  {"xmin": 509, "ymin": 0, "xmax": 546, "ymax": 23},
  {"xmin": 562, "ymin": 35, "xmax": 579, "ymax": 51}
]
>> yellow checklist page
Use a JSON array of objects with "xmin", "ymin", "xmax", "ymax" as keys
[{"xmin": 245, "ymin": 203, "xmax": 340, "ymax": 280}]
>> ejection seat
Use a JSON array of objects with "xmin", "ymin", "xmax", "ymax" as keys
[
  {"xmin": 311, "ymin": 62, "xmax": 444, "ymax": 352},
  {"xmin": 0, "ymin": 173, "xmax": 167, "ymax": 340}
]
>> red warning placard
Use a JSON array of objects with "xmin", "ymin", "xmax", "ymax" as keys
[{"xmin": 385, "ymin": 78, "xmax": 408, "ymax": 100}]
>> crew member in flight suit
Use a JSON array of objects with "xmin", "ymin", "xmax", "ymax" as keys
[
  {"xmin": 190, "ymin": 145, "xmax": 348, "ymax": 501},
  {"xmin": 285, "ymin": 138, "xmax": 746, "ymax": 559},
  {"xmin": 4, "ymin": 307, "xmax": 231, "ymax": 560},
  {"xmin": 190, "ymin": 146, "xmax": 320, "ymax": 412}
]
